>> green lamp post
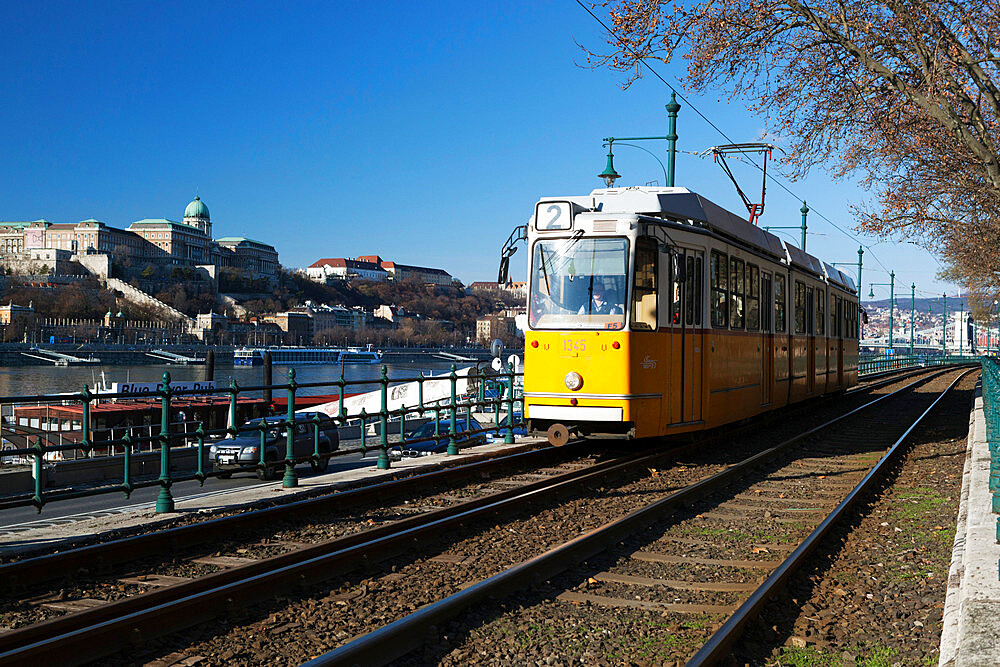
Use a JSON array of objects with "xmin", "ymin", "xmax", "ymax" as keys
[
  {"xmin": 910, "ymin": 283, "xmax": 915, "ymax": 355},
  {"xmin": 600, "ymin": 95, "xmax": 682, "ymax": 188},
  {"xmin": 598, "ymin": 147, "xmax": 620, "ymax": 187},
  {"xmin": 869, "ymin": 271, "xmax": 896, "ymax": 353}
]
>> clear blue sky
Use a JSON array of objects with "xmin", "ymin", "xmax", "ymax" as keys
[{"xmin": 0, "ymin": 1, "xmax": 957, "ymax": 303}]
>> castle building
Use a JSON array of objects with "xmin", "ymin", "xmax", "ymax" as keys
[{"xmin": 0, "ymin": 196, "xmax": 278, "ymax": 277}]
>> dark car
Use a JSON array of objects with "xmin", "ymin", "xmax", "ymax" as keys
[
  {"xmin": 210, "ymin": 412, "xmax": 339, "ymax": 480},
  {"xmin": 400, "ymin": 417, "xmax": 486, "ymax": 458}
]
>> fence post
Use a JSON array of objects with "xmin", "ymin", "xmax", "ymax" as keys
[
  {"xmin": 31, "ymin": 436, "xmax": 44, "ymax": 512},
  {"xmin": 417, "ymin": 372, "xmax": 425, "ymax": 415},
  {"xmin": 195, "ymin": 425, "xmax": 206, "ymax": 486},
  {"xmin": 377, "ymin": 365, "xmax": 391, "ymax": 469},
  {"xmin": 505, "ymin": 361, "xmax": 515, "ymax": 444},
  {"xmin": 228, "ymin": 379, "xmax": 238, "ymax": 438},
  {"xmin": 80, "ymin": 384, "xmax": 92, "ymax": 456},
  {"xmin": 312, "ymin": 412, "xmax": 322, "ymax": 464},
  {"xmin": 283, "ymin": 368, "xmax": 298, "ymax": 488},
  {"xmin": 447, "ymin": 364, "xmax": 458, "ymax": 455},
  {"xmin": 121, "ymin": 433, "xmax": 133, "ymax": 498},
  {"xmin": 155, "ymin": 371, "xmax": 174, "ymax": 513}
]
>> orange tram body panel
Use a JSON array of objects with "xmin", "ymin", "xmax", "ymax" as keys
[{"xmin": 521, "ymin": 187, "xmax": 860, "ymax": 442}]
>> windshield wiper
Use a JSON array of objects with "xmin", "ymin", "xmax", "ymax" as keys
[{"xmin": 539, "ymin": 246, "xmax": 552, "ymax": 295}]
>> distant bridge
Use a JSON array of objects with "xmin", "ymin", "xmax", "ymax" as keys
[
  {"xmin": 21, "ymin": 348, "xmax": 100, "ymax": 366},
  {"xmin": 146, "ymin": 349, "xmax": 203, "ymax": 365}
]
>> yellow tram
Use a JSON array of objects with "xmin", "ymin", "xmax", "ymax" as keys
[{"xmin": 520, "ymin": 187, "xmax": 860, "ymax": 445}]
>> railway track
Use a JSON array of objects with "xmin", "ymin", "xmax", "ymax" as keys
[
  {"xmin": 303, "ymin": 367, "xmax": 973, "ymax": 666},
  {"xmin": 0, "ymin": 366, "xmax": 961, "ymax": 665}
]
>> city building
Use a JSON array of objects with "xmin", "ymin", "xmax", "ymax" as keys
[
  {"xmin": 306, "ymin": 258, "xmax": 388, "ymax": 283},
  {"xmin": 476, "ymin": 313, "xmax": 518, "ymax": 344},
  {"xmin": 305, "ymin": 303, "xmax": 365, "ymax": 331},
  {"xmin": 214, "ymin": 237, "xmax": 280, "ymax": 278},
  {"xmin": 467, "ymin": 281, "xmax": 528, "ymax": 297},
  {"xmin": 128, "ymin": 219, "xmax": 211, "ymax": 263},
  {"xmin": 264, "ymin": 311, "xmax": 313, "ymax": 345},
  {"xmin": 356, "ymin": 255, "xmax": 452, "ymax": 285},
  {"xmin": 0, "ymin": 302, "xmax": 34, "ymax": 325},
  {"xmin": 0, "ymin": 196, "xmax": 279, "ymax": 278}
]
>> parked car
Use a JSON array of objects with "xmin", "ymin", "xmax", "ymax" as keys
[
  {"xmin": 210, "ymin": 412, "xmax": 339, "ymax": 480},
  {"xmin": 400, "ymin": 417, "xmax": 486, "ymax": 458},
  {"xmin": 487, "ymin": 414, "xmax": 527, "ymax": 440}
]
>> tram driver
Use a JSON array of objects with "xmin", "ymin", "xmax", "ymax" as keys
[{"xmin": 578, "ymin": 282, "xmax": 623, "ymax": 316}]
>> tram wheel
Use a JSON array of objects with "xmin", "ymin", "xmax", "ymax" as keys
[{"xmin": 546, "ymin": 423, "xmax": 570, "ymax": 447}]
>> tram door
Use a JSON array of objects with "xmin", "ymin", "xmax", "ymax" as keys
[
  {"xmin": 836, "ymin": 296, "xmax": 845, "ymax": 386},
  {"xmin": 668, "ymin": 250, "xmax": 703, "ymax": 424},
  {"xmin": 806, "ymin": 287, "xmax": 816, "ymax": 394},
  {"xmin": 761, "ymin": 273, "xmax": 774, "ymax": 406},
  {"xmin": 682, "ymin": 252, "xmax": 703, "ymax": 421}
]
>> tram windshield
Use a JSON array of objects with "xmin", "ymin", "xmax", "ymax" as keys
[{"xmin": 528, "ymin": 237, "xmax": 628, "ymax": 330}]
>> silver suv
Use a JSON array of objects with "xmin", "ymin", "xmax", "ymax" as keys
[{"xmin": 210, "ymin": 412, "xmax": 339, "ymax": 480}]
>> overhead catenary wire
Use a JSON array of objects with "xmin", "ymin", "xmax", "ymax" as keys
[{"xmin": 574, "ymin": 0, "xmax": 891, "ymax": 273}]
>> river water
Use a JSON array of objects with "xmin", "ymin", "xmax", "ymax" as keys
[{"xmin": 0, "ymin": 360, "xmax": 467, "ymax": 399}]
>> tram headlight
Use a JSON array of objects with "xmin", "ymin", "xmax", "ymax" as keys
[{"xmin": 564, "ymin": 371, "xmax": 583, "ymax": 391}]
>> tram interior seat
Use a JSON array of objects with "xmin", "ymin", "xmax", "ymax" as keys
[{"xmin": 635, "ymin": 293, "xmax": 657, "ymax": 329}]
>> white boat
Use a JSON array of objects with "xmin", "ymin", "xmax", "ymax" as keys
[{"xmin": 234, "ymin": 346, "xmax": 384, "ymax": 366}]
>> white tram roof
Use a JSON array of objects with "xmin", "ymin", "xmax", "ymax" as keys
[{"xmin": 538, "ymin": 187, "xmax": 854, "ymax": 293}]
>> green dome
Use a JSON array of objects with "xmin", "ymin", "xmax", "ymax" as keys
[{"xmin": 184, "ymin": 196, "xmax": 209, "ymax": 219}]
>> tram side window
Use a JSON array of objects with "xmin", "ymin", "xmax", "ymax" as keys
[
  {"xmin": 794, "ymin": 281, "xmax": 806, "ymax": 334},
  {"xmin": 685, "ymin": 256, "xmax": 694, "ymax": 325},
  {"xmin": 686, "ymin": 254, "xmax": 703, "ymax": 327},
  {"xmin": 671, "ymin": 253, "xmax": 683, "ymax": 325},
  {"xmin": 747, "ymin": 264, "xmax": 760, "ymax": 330},
  {"xmin": 806, "ymin": 287, "xmax": 815, "ymax": 335},
  {"xmin": 631, "ymin": 239, "xmax": 658, "ymax": 331},
  {"xmin": 816, "ymin": 289, "xmax": 825, "ymax": 335},
  {"xmin": 695, "ymin": 256, "xmax": 703, "ymax": 326},
  {"xmin": 730, "ymin": 257, "xmax": 745, "ymax": 329},
  {"xmin": 710, "ymin": 251, "xmax": 728, "ymax": 328},
  {"xmin": 832, "ymin": 295, "xmax": 840, "ymax": 337},
  {"xmin": 775, "ymin": 274, "xmax": 787, "ymax": 332},
  {"xmin": 761, "ymin": 272, "xmax": 773, "ymax": 331}
]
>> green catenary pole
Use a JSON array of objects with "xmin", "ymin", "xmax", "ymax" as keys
[
  {"xmin": 943, "ymin": 294, "xmax": 948, "ymax": 356},
  {"xmin": 960, "ymin": 302, "xmax": 964, "ymax": 355},
  {"xmin": 377, "ymin": 365, "xmax": 391, "ymax": 469},
  {"xmin": 283, "ymin": 368, "xmax": 298, "ymax": 488},
  {"xmin": 800, "ymin": 201, "xmax": 809, "ymax": 252},
  {"xmin": 155, "ymin": 371, "xmax": 174, "ymax": 513},
  {"xmin": 857, "ymin": 246, "xmax": 864, "ymax": 338},
  {"xmin": 665, "ymin": 92, "xmax": 680, "ymax": 187},
  {"xmin": 889, "ymin": 271, "xmax": 895, "ymax": 353},
  {"xmin": 80, "ymin": 385, "xmax": 92, "ymax": 455},
  {"xmin": 121, "ymin": 433, "xmax": 133, "ymax": 497},
  {"xmin": 447, "ymin": 365, "xmax": 459, "ymax": 456},
  {"xmin": 505, "ymin": 362, "xmax": 516, "ymax": 444},
  {"xmin": 31, "ymin": 436, "xmax": 44, "ymax": 512}
]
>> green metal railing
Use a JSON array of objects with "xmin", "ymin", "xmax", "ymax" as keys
[
  {"xmin": 859, "ymin": 353, "xmax": 977, "ymax": 376},
  {"xmin": 2, "ymin": 353, "xmax": 977, "ymax": 515},
  {"xmin": 2, "ymin": 363, "xmax": 524, "ymax": 513},
  {"xmin": 981, "ymin": 359, "xmax": 1000, "ymax": 520}
]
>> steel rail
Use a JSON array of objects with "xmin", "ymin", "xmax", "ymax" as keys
[
  {"xmin": 0, "ymin": 440, "xmax": 563, "ymax": 589},
  {"xmin": 0, "ymin": 441, "xmax": 722, "ymax": 664},
  {"xmin": 0, "ymin": 368, "xmax": 946, "ymax": 664},
  {"xmin": 0, "ymin": 362, "xmax": 932, "ymax": 587},
  {"xmin": 300, "ymin": 368, "xmax": 961, "ymax": 666},
  {"xmin": 686, "ymin": 367, "xmax": 976, "ymax": 665},
  {"xmin": 0, "ymin": 368, "xmax": 949, "ymax": 665}
]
